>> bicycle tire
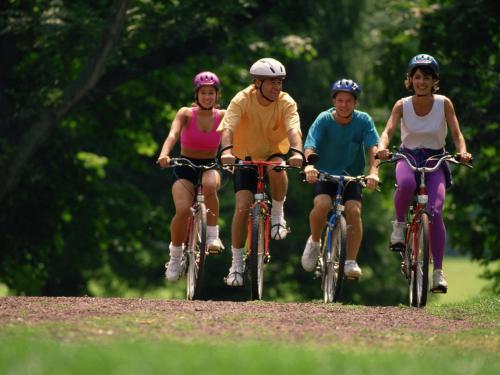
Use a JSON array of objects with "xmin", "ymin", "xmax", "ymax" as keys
[
  {"xmin": 186, "ymin": 203, "xmax": 207, "ymax": 300},
  {"xmin": 248, "ymin": 204, "xmax": 265, "ymax": 300},
  {"xmin": 409, "ymin": 212, "xmax": 430, "ymax": 307},
  {"xmin": 321, "ymin": 229, "xmax": 334, "ymax": 303},
  {"xmin": 332, "ymin": 215, "xmax": 347, "ymax": 302},
  {"xmin": 322, "ymin": 215, "xmax": 347, "ymax": 303}
]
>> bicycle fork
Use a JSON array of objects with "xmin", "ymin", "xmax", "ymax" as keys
[{"xmin": 248, "ymin": 195, "xmax": 271, "ymax": 263}]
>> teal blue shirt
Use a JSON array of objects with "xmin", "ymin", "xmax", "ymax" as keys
[{"xmin": 304, "ymin": 108, "xmax": 379, "ymax": 175}]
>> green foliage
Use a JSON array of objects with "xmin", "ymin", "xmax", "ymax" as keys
[
  {"xmin": 369, "ymin": 0, "xmax": 500, "ymax": 285},
  {"xmin": 1, "ymin": 0, "xmax": 498, "ymax": 298}
]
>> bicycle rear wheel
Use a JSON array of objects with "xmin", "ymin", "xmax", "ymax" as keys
[
  {"xmin": 248, "ymin": 205, "xmax": 266, "ymax": 300},
  {"xmin": 186, "ymin": 203, "xmax": 207, "ymax": 300},
  {"xmin": 322, "ymin": 215, "xmax": 347, "ymax": 303},
  {"xmin": 409, "ymin": 212, "xmax": 430, "ymax": 307}
]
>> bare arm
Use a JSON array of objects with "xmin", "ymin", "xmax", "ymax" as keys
[
  {"xmin": 157, "ymin": 107, "xmax": 188, "ymax": 167},
  {"xmin": 219, "ymin": 129, "xmax": 235, "ymax": 164},
  {"xmin": 303, "ymin": 147, "xmax": 318, "ymax": 183},
  {"xmin": 444, "ymin": 97, "xmax": 471, "ymax": 162},
  {"xmin": 287, "ymin": 128, "xmax": 304, "ymax": 167},
  {"xmin": 376, "ymin": 99, "xmax": 403, "ymax": 159},
  {"xmin": 365, "ymin": 145, "xmax": 380, "ymax": 190}
]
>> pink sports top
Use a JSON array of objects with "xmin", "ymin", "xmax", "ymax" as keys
[{"xmin": 180, "ymin": 107, "xmax": 222, "ymax": 152}]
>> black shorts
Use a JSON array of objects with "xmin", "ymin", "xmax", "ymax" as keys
[
  {"xmin": 233, "ymin": 165, "xmax": 270, "ymax": 194},
  {"xmin": 172, "ymin": 156, "xmax": 219, "ymax": 186},
  {"xmin": 312, "ymin": 180, "xmax": 363, "ymax": 202}
]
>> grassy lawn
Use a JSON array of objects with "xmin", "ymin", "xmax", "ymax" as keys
[
  {"xmin": 0, "ymin": 337, "xmax": 497, "ymax": 375},
  {"xmin": 0, "ymin": 296, "xmax": 498, "ymax": 375},
  {"xmin": 0, "ymin": 258, "xmax": 498, "ymax": 374},
  {"xmin": 427, "ymin": 256, "xmax": 492, "ymax": 305}
]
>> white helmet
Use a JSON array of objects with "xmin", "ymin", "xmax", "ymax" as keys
[{"xmin": 249, "ymin": 58, "xmax": 286, "ymax": 79}]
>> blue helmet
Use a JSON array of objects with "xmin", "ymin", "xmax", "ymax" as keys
[
  {"xmin": 330, "ymin": 79, "xmax": 361, "ymax": 99},
  {"xmin": 407, "ymin": 54, "xmax": 439, "ymax": 77}
]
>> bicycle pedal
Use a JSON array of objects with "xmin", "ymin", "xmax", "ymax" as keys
[
  {"xmin": 208, "ymin": 248, "xmax": 223, "ymax": 255},
  {"xmin": 390, "ymin": 243, "xmax": 405, "ymax": 252}
]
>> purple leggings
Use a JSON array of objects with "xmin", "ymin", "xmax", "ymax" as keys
[{"xmin": 394, "ymin": 160, "xmax": 446, "ymax": 269}]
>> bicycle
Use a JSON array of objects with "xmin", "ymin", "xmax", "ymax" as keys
[
  {"xmin": 303, "ymin": 162, "xmax": 369, "ymax": 303},
  {"xmin": 219, "ymin": 146, "xmax": 305, "ymax": 300},
  {"xmin": 166, "ymin": 157, "xmax": 220, "ymax": 300},
  {"xmin": 378, "ymin": 152, "xmax": 472, "ymax": 307}
]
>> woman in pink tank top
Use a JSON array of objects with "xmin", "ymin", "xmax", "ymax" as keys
[
  {"xmin": 157, "ymin": 71, "xmax": 226, "ymax": 282},
  {"xmin": 376, "ymin": 54, "xmax": 472, "ymax": 293}
]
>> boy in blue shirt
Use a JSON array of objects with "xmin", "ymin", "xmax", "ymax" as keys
[{"xmin": 302, "ymin": 79, "xmax": 380, "ymax": 279}]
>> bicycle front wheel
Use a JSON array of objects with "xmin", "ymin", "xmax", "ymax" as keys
[
  {"xmin": 186, "ymin": 203, "xmax": 207, "ymax": 300},
  {"xmin": 409, "ymin": 212, "xmax": 430, "ymax": 307},
  {"xmin": 248, "ymin": 205, "xmax": 266, "ymax": 300},
  {"xmin": 322, "ymin": 215, "xmax": 347, "ymax": 303}
]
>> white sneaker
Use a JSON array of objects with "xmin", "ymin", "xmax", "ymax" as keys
[
  {"xmin": 207, "ymin": 237, "xmax": 224, "ymax": 253},
  {"xmin": 301, "ymin": 236, "xmax": 321, "ymax": 272},
  {"xmin": 431, "ymin": 269, "xmax": 448, "ymax": 293},
  {"xmin": 225, "ymin": 262, "xmax": 245, "ymax": 287},
  {"xmin": 165, "ymin": 256, "xmax": 183, "ymax": 282},
  {"xmin": 390, "ymin": 221, "xmax": 406, "ymax": 245},
  {"xmin": 344, "ymin": 260, "xmax": 362, "ymax": 279},
  {"xmin": 271, "ymin": 215, "xmax": 289, "ymax": 240}
]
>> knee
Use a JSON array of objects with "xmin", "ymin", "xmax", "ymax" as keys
[
  {"xmin": 397, "ymin": 178, "xmax": 416, "ymax": 194},
  {"xmin": 174, "ymin": 206, "xmax": 191, "ymax": 220},
  {"xmin": 345, "ymin": 204, "xmax": 361, "ymax": 220},
  {"xmin": 235, "ymin": 200, "xmax": 251, "ymax": 215},
  {"xmin": 314, "ymin": 200, "xmax": 332, "ymax": 215},
  {"xmin": 203, "ymin": 184, "xmax": 218, "ymax": 197}
]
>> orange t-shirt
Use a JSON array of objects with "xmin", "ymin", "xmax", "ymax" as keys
[{"xmin": 217, "ymin": 85, "xmax": 301, "ymax": 160}]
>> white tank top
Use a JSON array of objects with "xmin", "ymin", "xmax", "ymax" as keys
[{"xmin": 401, "ymin": 94, "xmax": 447, "ymax": 149}]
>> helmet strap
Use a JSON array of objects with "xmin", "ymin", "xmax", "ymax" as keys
[{"xmin": 255, "ymin": 81, "xmax": 275, "ymax": 102}]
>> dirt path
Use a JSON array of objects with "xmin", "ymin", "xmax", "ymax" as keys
[{"xmin": 0, "ymin": 297, "xmax": 473, "ymax": 345}]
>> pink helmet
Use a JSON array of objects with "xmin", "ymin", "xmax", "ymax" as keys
[{"xmin": 193, "ymin": 71, "xmax": 220, "ymax": 92}]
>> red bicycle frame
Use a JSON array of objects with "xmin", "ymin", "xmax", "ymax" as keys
[{"xmin": 238, "ymin": 159, "xmax": 283, "ymax": 259}]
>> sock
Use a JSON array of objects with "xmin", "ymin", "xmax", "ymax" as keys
[
  {"xmin": 308, "ymin": 236, "xmax": 320, "ymax": 246},
  {"xmin": 231, "ymin": 247, "xmax": 244, "ymax": 266},
  {"xmin": 271, "ymin": 198, "xmax": 285, "ymax": 217},
  {"xmin": 169, "ymin": 243, "xmax": 183, "ymax": 258},
  {"xmin": 207, "ymin": 225, "xmax": 219, "ymax": 239}
]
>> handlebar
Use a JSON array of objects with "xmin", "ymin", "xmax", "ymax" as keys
[
  {"xmin": 217, "ymin": 144, "xmax": 306, "ymax": 171},
  {"xmin": 301, "ymin": 170, "xmax": 371, "ymax": 188},
  {"xmin": 377, "ymin": 152, "xmax": 473, "ymax": 172},
  {"xmin": 168, "ymin": 157, "xmax": 218, "ymax": 170}
]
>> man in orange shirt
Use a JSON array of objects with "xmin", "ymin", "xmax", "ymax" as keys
[{"xmin": 218, "ymin": 58, "xmax": 303, "ymax": 287}]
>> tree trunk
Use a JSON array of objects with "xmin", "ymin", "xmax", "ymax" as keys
[{"xmin": 0, "ymin": 0, "xmax": 130, "ymax": 202}]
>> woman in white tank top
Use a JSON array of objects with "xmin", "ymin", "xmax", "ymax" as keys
[{"xmin": 376, "ymin": 54, "xmax": 472, "ymax": 293}]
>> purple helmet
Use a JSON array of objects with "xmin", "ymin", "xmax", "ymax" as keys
[{"xmin": 193, "ymin": 71, "xmax": 220, "ymax": 91}]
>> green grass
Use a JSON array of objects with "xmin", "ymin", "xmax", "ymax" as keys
[
  {"xmin": 0, "ymin": 296, "xmax": 498, "ymax": 374},
  {"xmin": 0, "ymin": 336, "xmax": 498, "ymax": 375},
  {"xmin": 428, "ymin": 257, "xmax": 492, "ymax": 305},
  {"xmin": 1, "ymin": 259, "xmax": 498, "ymax": 374}
]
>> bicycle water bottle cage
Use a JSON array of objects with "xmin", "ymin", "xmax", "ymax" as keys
[
  {"xmin": 254, "ymin": 193, "xmax": 265, "ymax": 200},
  {"xmin": 417, "ymin": 194, "xmax": 428, "ymax": 204}
]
